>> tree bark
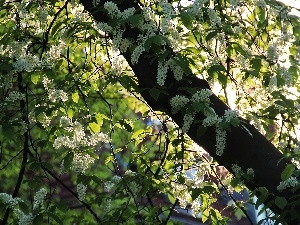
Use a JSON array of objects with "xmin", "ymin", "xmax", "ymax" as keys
[{"xmin": 80, "ymin": 0, "xmax": 300, "ymax": 222}]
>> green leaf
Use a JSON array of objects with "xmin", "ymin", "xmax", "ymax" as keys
[
  {"xmin": 19, "ymin": 201, "xmax": 29, "ymax": 214},
  {"xmin": 177, "ymin": 175, "xmax": 185, "ymax": 184},
  {"xmin": 255, "ymin": 194, "xmax": 268, "ymax": 209},
  {"xmin": 89, "ymin": 122, "xmax": 101, "ymax": 133},
  {"xmin": 197, "ymin": 125, "xmax": 207, "ymax": 137},
  {"xmin": 33, "ymin": 214, "xmax": 43, "ymax": 225},
  {"xmin": 2, "ymin": 124, "xmax": 14, "ymax": 139},
  {"xmin": 258, "ymin": 187, "xmax": 269, "ymax": 196},
  {"xmin": 172, "ymin": 139, "xmax": 182, "ymax": 147},
  {"xmin": 118, "ymin": 119, "xmax": 133, "ymax": 132},
  {"xmin": 191, "ymin": 188, "xmax": 202, "ymax": 201},
  {"xmin": 218, "ymin": 73, "xmax": 227, "ymax": 86},
  {"xmin": 127, "ymin": 14, "xmax": 143, "ymax": 27},
  {"xmin": 207, "ymin": 65, "xmax": 226, "ymax": 77},
  {"xmin": 149, "ymin": 87, "xmax": 160, "ymax": 101},
  {"xmin": 202, "ymin": 209, "xmax": 209, "ymax": 223},
  {"xmin": 274, "ymin": 197, "xmax": 287, "ymax": 210},
  {"xmin": 105, "ymin": 155, "xmax": 114, "ymax": 165},
  {"xmin": 206, "ymin": 30, "xmax": 218, "ymax": 42},
  {"xmin": 47, "ymin": 212, "xmax": 63, "ymax": 225},
  {"xmin": 72, "ymin": 92, "xmax": 79, "ymax": 103},
  {"xmin": 230, "ymin": 177, "xmax": 240, "ymax": 187},
  {"xmin": 281, "ymin": 164, "xmax": 295, "ymax": 181},
  {"xmin": 180, "ymin": 11, "xmax": 193, "ymax": 29},
  {"xmin": 64, "ymin": 152, "xmax": 74, "ymax": 169},
  {"xmin": 144, "ymin": 35, "xmax": 162, "ymax": 52},
  {"xmin": 167, "ymin": 193, "xmax": 176, "ymax": 204},
  {"xmin": 131, "ymin": 129, "xmax": 144, "ymax": 140},
  {"xmin": 31, "ymin": 73, "xmax": 40, "ymax": 85},
  {"xmin": 192, "ymin": 102, "xmax": 204, "ymax": 112}
]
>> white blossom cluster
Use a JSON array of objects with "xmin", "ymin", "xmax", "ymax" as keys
[
  {"xmin": 191, "ymin": 89, "xmax": 213, "ymax": 103},
  {"xmin": 70, "ymin": 3, "xmax": 88, "ymax": 23},
  {"xmin": 202, "ymin": 113, "xmax": 221, "ymax": 127},
  {"xmin": 232, "ymin": 164, "xmax": 254, "ymax": 180},
  {"xmin": 77, "ymin": 183, "xmax": 87, "ymax": 201},
  {"xmin": 104, "ymin": 1, "xmax": 135, "ymax": 20},
  {"xmin": 182, "ymin": 113, "xmax": 195, "ymax": 133},
  {"xmin": 232, "ymin": 164, "xmax": 242, "ymax": 178},
  {"xmin": 157, "ymin": 60, "xmax": 169, "ymax": 86},
  {"xmin": 277, "ymin": 176, "xmax": 298, "ymax": 192},
  {"xmin": 13, "ymin": 209, "xmax": 34, "ymax": 225},
  {"xmin": 131, "ymin": 45, "xmax": 145, "ymax": 65},
  {"xmin": 71, "ymin": 153, "xmax": 95, "ymax": 174},
  {"xmin": 266, "ymin": 42, "xmax": 279, "ymax": 63},
  {"xmin": 0, "ymin": 193, "xmax": 23, "ymax": 208},
  {"xmin": 53, "ymin": 119, "xmax": 110, "ymax": 150},
  {"xmin": 104, "ymin": 175, "xmax": 121, "ymax": 192},
  {"xmin": 5, "ymin": 38, "xmax": 65, "ymax": 72},
  {"xmin": 168, "ymin": 59, "xmax": 184, "ymax": 81},
  {"xmin": 223, "ymin": 109, "xmax": 239, "ymax": 123},
  {"xmin": 42, "ymin": 77, "xmax": 68, "ymax": 102},
  {"xmin": 169, "ymin": 95, "xmax": 190, "ymax": 114},
  {"xmin": 168, "ymin": 162, "xmax": 208, "ymax": 215},
  {"xmin": 111, "ymin": 55, "xmax": 126, "ymax": 76},
  {"xmin": 5, "ymin": 91, "xmax": 25, "ymax": 102},
  {"xmin": 0, "ymin": 188, "xmax": 47, "ymax": 224},
  {"xmin": 33, "ymin": 188, "xmax": 47, "ymax": 210},
  {"xmin": 230, "ymin": 0, "xmax": 240, "ymax": 9},
  {"xmin": 207, "ymin": 8, "xmax": 221, "ymax": 28},
  {"xmin": 94, "ymin": 22, "xmax": 113, "ymax": 33},
  {"xmin": 41, "ymin": 42, "xmax": 66, "ymax": 68},
  {"xmin": 171, "ymin": 182, "xmax": 191, "ymax": 209},
  {"xmin": 191, "ymin": 199, "xmax": 201, "ymax": 217},
  {"xmin": 215, "ymin": 126, "xmax": 227, "ymax": 156},
  {"xmin": 187, "ymin": 0, "xmax": 207, "ymax": 17},
  {"xmin": 268, "ymin": 75, "xmax": 278, "ymax": 91}
]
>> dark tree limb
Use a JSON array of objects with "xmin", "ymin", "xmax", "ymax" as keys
[{"xmin": 80, "ymin": 0, "xmax": 300, "ymax": 223}]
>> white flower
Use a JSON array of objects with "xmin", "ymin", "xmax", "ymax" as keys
[
  {"xmin": 170, "ymin": 95, "xmax": 190, "ymax": 114},
  {"xmin": 223, "ymin": 109, "xmax": 239, "ymax": 123},
  {"xmin": 182, "ymin": 113, "xmax": 195, "ymax": 133},
  {"xmin": 216, "ymin": 126, "xmax": 226, "ymax": 156},
  {"xmin": 191, "ymin": 199, "xmax": 201, "ymax": 217},
  {"xmin": 0, "ymin": 193, "xmax": 23, "ymax": 208},
  {"xmin": 168, "ymin": 59, "xmax": 183, "ymax": 81},
  {"xmin": 267, "ymin": 42, "xmax": 278, "ymax": 62},
  {"xmin": 131, "ymin": 44, "xmax": 145, "ymax": 64},
  {"xmin": 71, "ymin": 153, "xmax": 95, "ymax": 173},
  {"xmin": 104, "ymin": 1, "xmax": 121, "ymax": 18},
  {"xmin": 207, "ymin": 8, "xmax": 221, "ymax": 28},
  {"xmin": 33, "ymin": 188, "xmax": 47, "ymax": 210},
  {"xmin": 60, "ymin": 116, "xmax": 71, "ymax": 127},
  {"xmin": 232, "ymin": 164, "xmax": 242, "ymax": 177},
  {"xmin": 77, "ymin": 183, "xmax": 87, "ymax": 201},
  {"xmin": 191, "ymin": 89, "xmax": 213, "ymax": 102},
  {"xmin": 202, "ymin": 114, "xmax": 221, "ymax": 127},
  {"xmin": 157, "ymin": 60, "xmax": 169, "ymax": 86},
  {"xmin": 14, "ymin": 209, "xmax": 34, "ymax": 225},
  {"xmin": 89, "ymin": 132, "xmax": 110, "ymax": 146},
  {"xmin": 95, "ymin": 22, "xmax": 113, "ymax": 33},
  {"xmin": 277, "ymin": 176, "xmax": 298, "ymax": 191},
  {"xmin": 104, "ymin": 181, "xmax": 114, "ymax": 192}
]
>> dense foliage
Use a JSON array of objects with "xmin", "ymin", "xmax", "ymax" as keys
[{"xmin": 1, "ymin": 0, "xmax": 300, "ymax": 224}]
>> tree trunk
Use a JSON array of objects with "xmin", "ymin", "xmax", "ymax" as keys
[{"xmin": 80, "ymin": 0, "xmax": 300, "ymax": 222}]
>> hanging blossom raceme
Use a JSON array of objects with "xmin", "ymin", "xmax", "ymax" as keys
[
  {"xmin": 53, "ymin": 119, "xmax": 110, "ymax": 150},
  {"xmin": 33, "ymin": 188, "xmax": 47, "ymax": 211},
  {"xmin": 0, "ymin": 193, "xmax": 23, "ymax": 208},
  {"xmin": 170, "ymin": 89, "xmax": 240, "ymax": 155},
  {"xmin": 77, "ymin": 183, "xmax": 87, "ymax": 201},
  {"xmin": 42, "ymin": 76, "xmax": 68, "ymax": 103}
]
